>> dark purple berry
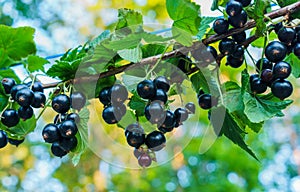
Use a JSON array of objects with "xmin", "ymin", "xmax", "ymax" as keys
[
  {"xmin": 126, "ymin": 130, "xmax": 146, "ymax": 148},
  {"xmin": 110, "ymin": 84, "xmax": 128, "ymax": 104},
  {"xmin": 250, "ymin": 77, "xmax": 267, "ymax": 94},
  {"xmin": 265, "ymin": 41, "xmax": 287, "ymax": 62},
  {"xmin": 185, "ymin": 102, "xmax": 196, "ymax": 114},
  {"xmin": 213, "ymin": 18, "xmax": 229, "ymax": 34},
  {"xmin": 151, "ymin": 89, "xmax": 168, "ymax": 104},
  {"xmin": 54, "ymin": 113, "xmax": 67, "ymax": 124},
  {"xmin": 66, "ymin": 113, "xmax": 80, "ymax": 124},
  {"xmin": 294, "ymin": 43, "xmax": 300, "ymax": 57},
  {"xmin": 138, "ymin": 153, "xmax": 152, "ymax": 168},
  {"xmin": 137, "ymin": 80, "xmax": 156, "ymax": 99},
  {"xmin": 31, "ymin": 82, "xmax": 44, "ymax": 93},
  {"xmin": 102, "ymin": 106, "xmax": 120, "ymax": 124},
  {"xmin": 59, "ymin": 120, "xmax": 78, "ymax": 138},
  {"xmin": 8, "ymin": 138, "xmax": 24, "ymax": 147},
  {"xmin": 0, "ymin": 130, "xmax": 7, "ymax": 148},
  {"xmin": 271, "ymin": 79, "xmax": 293, "ymax": 100},
  {"xmin": 52, "ymin": 94, "xmax": 71, "ymax": 114},
  {"xmin": 153, "ymin": 76, "xmax": 170, "ymax": 92},
  {"xmin": 10, "ymin": 84, "xmax": 27, "ymax": 100},
  {"xmin": 219, "ymin": 38, "xmax": 236, "ymax": 55},
  {"xmin": 161, "ymin": 110, "xmax": 176, "ymax": 129},
  {"xmin": 174, "ymin": 108, "xmax": 189, "ymax": 124},
  {"xmin": 226, "ymin": 0, "xmax": 243, "ymax": 17},
  {"xmin": 42, "ymin": 124, "xmax": 61, "ymax": 143},
  {"xmin": 277, "ymin": 27, "xmax": 296, "ymax": 45},
  {"xmin": 1, "ymin": 109, "xmax": 19, "ymax": 127},
  {"xmin": 228, "ymin": 10, "xmax": 248, "ymax": 28},
  {"xmin": 31, "ymin": 92, "xmax": 46, "ymax": 108},
  {"xmin": 51, "ymin": 142, "xmax": 67, "ymax": 157},
  {"xmin": 232, "ymin": 31, "xmax": 246, "ymax": 44},
  {"xmin": 273, "ymin": 61, "xmax": 291, "ymax": 79},
  {"xmin": 15, "ymin": 88, "xmax": 34, "ymax": 107},
  {"xmin": 144, "ymin": 102, "xmax": 165, "ymax": 124},
  {"xmin": 18, "ymin": 106, "xmax": 33, "ymax": 120},
  {"xmin": 198, "ymin": 94, "xmax": 216, "ymax": 110},
  {"xmin": 145, "ymin": 131, "xmax": 166, "ymax": 151},
  {"xmin": 70, "ymin": 91, "xmax": 86, "ymax": 110},
  {"xmin": 59, "ymin": 137, "xmax": 78, "ymax": 152},
  {"xmin": 1, "ymin": 78, "xmax": 16, "ymax": 94},
  {"xmin": 226, "ymin": 55, "xmax": 244, "ymax": 68},
  {"xmin": 98, "ymin": 87, "xmax": 111, "ymax": 106},
  {"xmin": 256, "ymin": 58, "xmax": 272, "ymax": 72},
  {"xmin": 261, "ymin": 69, "xmax": 273, "ymax": 85}
]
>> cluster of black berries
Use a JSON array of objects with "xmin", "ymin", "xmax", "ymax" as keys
[
  {"xmin": 1, "ymin": 78, "xmax": 46, "ymax": 127},
  {"xmin": 42, "ymin": 92, "xmax": 86, "ymax": 157},
  {"xmin": 98, "ymin": 84, "xmax": 128, "ymax": 124},
  {"xmin": 198, "ymin": 90, "xmax": 218, "ymax": 110},
  {"xmin": 0, "ymin": 130, "xmax": 25, "ymax": 149},
  {"xmin": 212, "ymin": 0, "xmax": 251, "ymax": 68}
]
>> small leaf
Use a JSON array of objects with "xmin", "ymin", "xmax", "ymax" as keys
[
  {"xmin": 241, "ymin": 69, "xmax": 250, "ymax": 94},
  {"xmin": 117, "ymin": 47, "xmax": 142, "ymax": 63},
  {"xmin": 27, "ymin": 55, "xmax": 49, "ymax": 72},
  {"xmin": 190, "ymin": 68, "xmax": 219, "ymax": 95},
  {"xmin": 172, "ymin": 27, "xmax": 193, "ymax": 46},
  {"xmin": 0, "ymin": 49, "xmax": 13, "ymax": 68},
  {"xmin": 141, "ymin": 44, "xmax": 166, "ymax": 58},
  {"xmin": 285, "ymin": 53, "xmax": 300, "ymax": 78},
  {"xmin": 128, "ymin": 92, "xmax": 147, "ymax": 117},
  {"xmin": 89, "ymin": 30, "xmax": 110, "ymax": 49},
  {"xmin": 197, "ymin": 17, "xmax": 216, "ymax": 40},
  {"xmin": 115, "ymin": 8, "xmax": 143, "ymax": 33}
]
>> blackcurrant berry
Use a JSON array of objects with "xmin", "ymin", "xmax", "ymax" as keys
[
  {"xmin": 228, "ymin": 10, "xmax": 248, "ymax": 28},
  {"xmin": 232, "ymin": 45, "xmax": 244, "ymax": 58},
  {"xmin": 197, "ymin": 89, "xmax": 205, "ymax": 97},
  {"xmin": 52, "ymin": 94, "xmax": 71, "ymax": 114},
  {"xmin": 144, "ymin": 102, "xmax": 165, "ymax": 124},
  {"xmin": 265, "ymin": 41, "xmax": 287, "ymax": 62},
  {"xmin": 232, "ymin": 31, "xmax": 246, "ymax": 44},
  {"xmin": 273, "ymin": 61, "xmax": 291, "ymax": 79},
  {"xmin": 113, "ymin": 103, "xmax": 127, "ymax": 120},
  {"xmin": 294, "ymin": 43, "xmax": 300, "ymax": 57},
  {"xmin": 226, "ymin": 0, "xmax": 243, "ymax": 17},
  {"xmin": 66, "ymin": 113, "xmax": 80, "ymax": 124},
  {"xmin": 250, "ymin": 74, "xmax": 259, "ymax": 82},
  {"xmin": 8, "ymin": 138, "xmax": 24, "ymax": 147},
  {"xmin": 213, "ymin": 18, "xmax": 229, "ymax": 35},
  {"xmin": 250, "ymin": 78, "xmax": 267, "ymax": 94},
  {"xmin": 198, "ymin": 94, "xmax": 216, "ymax": 110},
  {"xmin": 10, "ymin": 84, "xmax": 27, "ymax": 100},
  {"xmin": 51, "ymin": 142, "xmax": 67, "ymax": 157},
  {"xmin": 261, "ymin": 69, "xmax": 273, "ymax": 85},
  {"xmin": 1, "ymin": 78, "xmax": 16, "ymax": 94},
  {"xmin": 0, "ymin": 130, "xmax": 7, "ymax": 148},
  {"xmin": 219, "ymin": 38, "xmax": 236, "ymax": 55},
  {"xmin": 70, "ymin": 91, "xmax": 86, "ymax": 110},
  {"xmin": 59, "ymin": 136, "xmax": 78, "ymax": 152},
  {"xmin": 54, "ymin": 113, "xmax": 67, "ymax": 124},
  {"xmin": 42, "ymin": 124, "xmax": 61, "ymax": 143},
  {"xmin": 236, "ymin": 0, "xmax": 251, "ymax": 7},
  {"xmin": 31, "ymin": 92, "xmax": 46, "ymax": 108},
  {"xmin": 153, "ymin": 76, "xmax": 170, "ymax": 92},
  {"xmin": 256, "ymin": 58, "xmax": 272, "ymax": 72},
  {"xmin": 161, "ymin": 110, "xmax": 176, "ymax": 129},
  {"xmin": 134, "ymin": 148, "xmax": 142, "ymax": 159},
  {"xmin": 145, "ymin": 131, "xmax": 166, "ymax": 151},
  {"xmin": 31, "ymin": 82, "xmax": 44, "ymax": 93},
  {"xmin": 125, "ymin": 123, "xmax": 143, "ymax": 137},
  {"xmin": 98, "ymin": 87, "xmax": 111, "ymax": 106},
  {"xmin": 137, "ymin": 80, "xmax": 156, "ymax": 99},
  {"xmin": 185, "ymin": 102, "xmax": 196, "ymax": 114},
  {"xmin": 138, "ymin": 153, "xmax": 152, "ymax": 168},
  {"xmin": 174, "ymin": 108, "xmax": 189, "ymax": 124},
  {"xmin": 273, "ymin": 22, "xmax": 283, "ymax": 34},
  {"xmin": 18, "ymin": 106, "xmax": 33, "ymax": 120},
  {"xmin": 59, "ymin": 120, "xmax": 78, "ymax": 138},
  {"xmin": 277, "ymin": 27, "xmax": 296, "ymax": 45},
  {"xmin": 102, "ymin": 106, "xmax": 120, "ymax": 124},
  {"xmin": 15, "ymin": 88, "xmax": 34, "ymax": 107},
  {"xmin": 226, "ymin": 55, "xmax": 244, "ymax": 68},
  {"xmin": 151, "ymin": 89, "xmax": 168, "ymax": 104},
  {"xmin": 126, "ymin": 130, "xmax": 146, "ymax": 148},
  {"xmin": 110, "ymin": 84, "xmax": 128, "ymax": 104},
  {"xmin": 1, "ymin": 109, "xmax": 19, "ymax": 127},
  {"xmin": 271, "ymin": 79, "xmax": 293, "ymax": 100},
  {"xmin": 192, "ymin": 45, "xmax": 217, "ymax": 67}
]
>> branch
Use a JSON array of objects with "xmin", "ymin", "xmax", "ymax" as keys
[{"xmin": 43, "ymin": 1, "xmax": 300, "ymax": 89}]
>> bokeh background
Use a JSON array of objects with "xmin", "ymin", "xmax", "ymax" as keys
[{"xmin": 1, "ymin": 0, "xmax": 300, "ymax": 191}]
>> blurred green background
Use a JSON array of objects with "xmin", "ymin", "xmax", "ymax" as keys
[{"xmin": 1, "ymin": 0, "xmax": 300, "ymax": 191}]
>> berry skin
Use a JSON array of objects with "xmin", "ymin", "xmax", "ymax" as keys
[
  {"xmin": 226, "ymin": 0, "xmax": 243, "ymax": 17},
  {"xmin": 59, "ymin": 120, "xmax": 78, "ymax": 138},
  {"xmin": 250, "ymin": 74, "xmax": 259, "ymax": 82},
  {"xmin": 2, "ymin": 78, "xmax": 16, "ymax": 94},
  {"xmin": 98, "ymin": 87, "xmax": 111, "ymax": 106},
  {"xmin": 110, "ymin": 84, "xmax": 128, "ymax": 104},
  {"xmin": 228, "ymin": 10, "xmax": 248, "ymax": 28},
  {"xmin": 70, "ymin": 92, "xmax": 86, "ymax": 110},
  {"xmin": 138, "ymin": 153, "xmax": 152, "ymax": 168},
  {"xmin": 102, "ymin": 106, "xmax": 120, "ymax": 124},
  {"xmin": 52, "ymin": 94, "xmax": 71, "ymax": 114},
  {"xmin": 185, "ymin": 102, "xmax": 196, "ymax": 114},
  {"xmin": 219, "ymin": 38, "xmax": 236, "ymax": 55},
  {"xmin": 294, "ymin": 43, "xmax": 300, "ymax": 57},
  {"xmin": 265, "ymin": 41, "xmax": 287, "ymax": 62},
  {"xmin": 59, "ymin": 137, "xmax": 78, "ymax": 152},
  {"xmin": 10, "ymin": 84, "xmax": 27, "ymax": 100},
  {"xmin": 261, "ymin": 69, "xmax": 273, "ymax": 85},
  {"xmin": 192, "ymin": 45, "xmax": 218, "ymax": 67},
  {"xmin": 161, "ymin": 110, "xmax": 176, "ymax": 129},
  {"xmin": 151, "ymin": 89, "xmax": 168, "ymax": 104},
  {"xmin": 271, "ymin": 79, "xmax": 293, "ymax": 100},
  {"xmin": 126, "ymin": 131, "xmax": 146, "ymax": 148},
  {"xmin": 273, "ymin": 22, "xmax": 283, "ymax": 34},
  {"xmin": 250, "ymin": 77, "xmax": 267, "ymax": 94},
  {"xmin": 198, "ymin": 89, "xmax": 205, "ymax": 97},
  {"xmin": 273, "ymin": 61, "xmax": 291, "ymax": 79},
  {"xmin": 144, "ymin": 102, "xmax": 165, "ymax": 124},
  {"xmin": 125, "ymin": 123, "xmax": 143, "ymax": 137},
  {"xmin": 226, "ymin": 55, "xmax": 244, "ymax": 68},
  {"xmin": 174, "ymin": 108, "xmax": 189, "ymax": 124},
  {"xmin": 145, "ymin": 131, "xmax": 166, "ymax": 151},
  {"xmin": 51, "ymin": 142, "xmax": 67, "ymax": 157},
  {"xmin": 213, "ymin": 18, "xmax": 229, "ymax": 35},
  {"xmin": 0, "ymin": 130, "xmax": 7, "ymax": 148},
  {"xmin": 232, "ymin": 31, "xmax": 246, "ymax": 44},
  {"xmin": 18, "ymin": 106, "xmax": 33, "ymax": 120},
  {"xmin": 31, "ymin": 82, "xmax": 44, "ymax": 93},
  {"xmin": 15, "ymin": 88, "xmax": 34, "ymax": 107},
  {"xmin": 8, "ymin": 138, "xmax": 24, "ymax": 147},
  {"xmin": 66, "ymin": 113, "xmax": 80, "ymax": 124},
  {"xmin": 1, "ymin": 109, "xmax": 20, "ymax": 127},
  {"xmin": 133, "ymin": 148, "xmax": 142, "ymax": 159},
  {"xmin": 113, "ymin": 103, "xmax": 127, "ymax": 120},
  {"xmin": 137, "ymin": 80, "xmax": 156, "ymax": 99},
  {"xmin": 277, "ymin": 27, "xmax": 296, "ymax": 45},
  {"xmin": 198, "ymin": 94, "xmax": 215, "ymax": 110},
  {"xmin": 42, "ymin": 124, "xmax": 61, "ymax": 143},
  {"xmin": 153, "ymin": 76, "xmax": 170, "ymax": 92},
  {"xmin": 236, "ymin": 0, "xmax": 251, "ymax": 7},
  {"xmin": 31, "ymin": 92, "xmax": 46, "ymax": 108},
  {"xmin": 256, "ymin": 58, "xmax": 273, "ymax": 72},
  {"xmin": 54, "ymin": 113, "xmax": 67, "ymax": 124}
]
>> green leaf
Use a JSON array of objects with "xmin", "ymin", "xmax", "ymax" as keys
[
  {"xmin": 117, "ymin": 47, "xmax": 142, "ymax": 63},
  {"xmin": 0, "ymin": 94, "xmax": 8, "ymax": 112},
  {"xmin": 27, "ymin": 55, "xmax": 49, "ymax": 72},
  {"xmin": 190, "ymin": 68, "xmax": 219, "ymax": 95},
  {"xmin": 197, "ymin": 17, "xmax": 216, "ymax": 40},
  {"xmin": 0, "ymin": 49, "xmax": 13, "ymax": 68},
  {"xmin": 141, "ymin": 44, "xmax": 166, "ymax": 58},
  {"xmin": 250, "ymin": 30, "xmax": 277, "ymax": 48},
  {"xmin": 122, "ymin": 74, "xmax": 145, "ymax": 91},
  {"xmin": 223, "ymin": 89, "xmax": 244, "ymax": 112},
  {"xmin": 0, "ymin": 25, "xmax": 36, "ymax": 61},
  {"xmin": 72, "ymin": 107, "xmax": 90, "ymax": 166},
  {"xmin": 231, "ymin": 111, "xmax": 264, "ymax": 133},
  {"xmin": 285, "ymin": 53, "xmax": 300, "ymax": 78},
  {"xmin": 211, "ymin": 0, "xmax": 219, "ymax": 11},
  {"xmin": 243, "ymin": 92, "xmax": 293, "ymax": 123},
  {"xmin": 89, "ymin": 30, "xmax": 110, "ymax": 49},
  {"xmin": 115, "ymin": 8, "xmax": 143, "ymax": 33},
  {"xmin": 128, "ymin": 92, "xmax": 147, "ymax": 116},
  {"xmin": 171, "ymin": 27, "xmax": 193, "ymax": 46},
  {"xmin": 5, "ymin": 116, "xmax": 36, "ymax": 137},
  {"xmin": 241, "ymin": 69, "xmax": 250, "ymax": 94}
]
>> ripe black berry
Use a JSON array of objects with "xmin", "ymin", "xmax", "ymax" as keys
[
  {"xmin": 31, "ymin": 92, "xmax": 46, "ymax": 108},
  {"xmin": 277, "ymin": 27, "xmax": 296, "ymax": 45},
  {"xmin": 54, "ymin": 113, "xmax": 67, "ymax": 124},
  {"xmin": 226, "ymin": 55, "xmax": 244, "ymax": 68},
  {"xmin": 273, "ymin": 61, "xmax": 291, "ymax": 79},
  {"xmin": 265, "ymin": 41, "xmax": 287, "ymax": 62},
  {"xmin": 261, "ymin": 69, "xmax": 273, "ymax": 85},
  {"xmin": 8, "ymin": 138, "xmax": 24, "ymax": 147},
  {"xmin": 192, "ymin": 45, "xmax": 217, "ymax": 67},
  {"xmin": 232, "ymin": 31, "xmax": 246, "ymax": 44},
  {"xmin": 15, "ymin": 88, "xmax": 34, "ymax": 107},
  {"xmin": 219, "ymin": 38, "xmax": 236, "ymax": 55},
  {"xmin": 2, "ymin": 78, "xmax": 16, "ymax": 94},
  {"xmin": 134, "ymin": 148, "xmax": 142, "ymax": 159},
  {"xmin": 174, "ymin": 108, "xmax": 189, "ymax": 124},
  {"xmin": 51, "ymin": 142, "xmax": 67, "ymax": 157},
  {"xmin": 228, "ymin": 10, "xmax": 248, "ymax": 28},
  {"xmin": 198, "ymin": 94, "xmax": 216, "ymax": 110},
  {"xmin": 144, "ymin": 102, "xmax": 165, "ymax": 124},
  {"xmin": 213, "ymin": 18, "xmax": 229, "ymax": 35},
  {"xmin": 256, "ymin": 58, "xmax": 272, "ymax": 72},
  {"xmin": 10, "ymin": 84, "xmax": 27, "ymax": 100},
  {"xmin": 231, "ymin": 45, "xmax": 244, "ymax": 58},
  {"xmin": 126, "ymin": 130, "xmax": 146, "ymax": 148},
  {"xmin": 1, "ymin": 109, "xmax": 19, "ymax": 127},
  {"xmin": 185, "ymin": 102, "xmax": 195, "ymax": 114},
  {"xmin": 18, "ymin": 106, "xmax": 33, "ymax": 120},
  {"xmin": 31, "ymin": 82, "xmax": 44, "ymax": 93},
  {"xmin": 102, "ymin": 106, "xmax": 120, "ymax": 124},
  {"xmin": 250, "ymin": 74, "xmax": 259, "ymax": 82},
  {"xmin": 294, "ymin": 43, "xmax": 300, "ymax": 57},
  {"xmin": 250, "ymin": 77, "xmax": 267, "ymax": 94},
  {"xmin": 110, "ymin": 84, "xmax": 128, "ymax": 104},
  {"xmin": 273, "ymin": 22, "xmax": 283, "ymax": 34},
  {"xmin": 226, "ymin": 0, "xmax": 243, "ymax": 17},
  {"xmin": 0, "ymin": 130, "xmax": 7, "ymax": 148},
  {"xmin": 151, "ymin": 89, "xmax": 168, "ymax": 104},
  {"xmin": 59, "ymin": 120, "xmax": 78, "ymax": 138},
  {"xmin": 42, "ymin": 124, "xmax": 61, "ymax": 143},
  {"xmin": 70, "ymin": 91, "xmax": 86, "ymax": 110},
  {"xmin": 145, "ymin": 131, "xmax": 166, "ymax": 151},
  {"xmin": 52, "ymin": 94, "xmax": 71, "ymax": 113},
  {"xmin": 137, "ymin": 80, "xmax": 156, "ymax": 99},
  {"xmin": 99, "ymin": 87, "xmax": 111, "ymax": 106},
  {"xmin": 236, "ymin": 0, "xmax": 251, "ymax": 7},
  {"xmin": 67, "ymin": 113, "xmax": 80, "ymax": 124},
  {"xmin": 153, "ymin": 76, "xmax": 170, "ymax": 92},
  {"xmin": 161, "ymin": 110, "xmax": 176, "ymax": 129},
  {"xmin": 125, "ymin": 123, "xmax": 143, "ymax": 137},
  {"xmin": 59, "ymin": 137, "xmax": 78, "ymax": 152},
  {"xmin": 138, "ymin": 153, "xmax": 152, "ymax": 168},
  {"xmin": 271, "ymin": 79, "xmax": 293, "ymax": 100}
]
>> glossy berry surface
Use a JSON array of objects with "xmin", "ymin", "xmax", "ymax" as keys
[
  {"xmin": 261, "ymin": 69, "xmax": 273, "ymax": 85},
  {"xmin": 51, "ymin": 142, "xmax": 67, "ymax": 157},
  {"xmin": 59, "ymin": 120, "xmax": 78, "ymax": 138},
  {"xmin": 232, "ymin": 45, "xmax": 244, "ymax": 58},
  {"xmin": 174, "ymin": 108, "xmax": 189, "ymax": 124},
  {"xmin": 265, "ymin": 41, "xmax": 287, "ymax": 62},
  {"xmin": 1, "ymin": 109, "xmax": 19, "ymax": 127},
  {"xmin": 271, "ymin": 79, "xmax": 293, "ymax": 100},
  {"xmin": 151, "ymin": 89, "xmax": 167, "ymax": 104},
  {"xmin": 256, "ymin": 58, "xmax": 272, "ymax": 72},
  {"xmin": 70, "ymin": 91, "xmax": 86, "ymax": 110},
  {"xmin": 250, "ymin": 77, "xmax": 267, "ymax": 94},
  {"xmin": 31, "ymin": 92, "xmax": 46, "ymax": 108},
  {"xmin": 232, "ymin": 32, "xmax": 246, "ymax": 44},
  {"xmin": 213, "ymin": 18, "xmax": 229, "ymax": 35},
  {"xmin": 2, "ymin": 78, "xmax": 16, "ymax": 94},
  {"xmin": 18, "ymin": 106, "xmax": 33, "ymax": 120},
  {"xmin": 294, "ymin": 43, "xmax": 300, "ymax": 57},
  {"xmin": 52, "ymin": 94, "xmax": 71, "ymax": 113},
  {"xmin": 125, "ymin": 123, "xmax": 143, "ymax": 137},
  {"xmin": 219, "ymin": 38, "xmax": 236, "ymax": 55},
  {"xmin": 110, "ymin": 84, "xmax": 128, "ymax": 104},
  {"xmin": 227, "ymin": 55, "xmax": 244, "ymax": 68},
  {"xmin": 277, "ymin": 27, "xmax": 296, "ymax": 45},
  {"xmin": 161, "ymin": 110, "xmax": 176, "ymax": 129},
  {"xmin": 133, "ymin": 148, "xmax": 142, "ymax": 159},
  {"xmin": 15, "ymin": 88, "xmax": 34, "ymax": 107},
  {"xmin": 67, "ymin": 113, "xmax": 80, "ymax": 124},
  {"xmin": 126, "ymin": 131, "xmax": 146, "ymax": 148},
  {"xmin": 98, "ymin": 87, "xmax": 111, "ymax": 106},
  {"xmin": 153, "ymin": 76, "xmax": 170, "ymax": 92},
  {"xmin": 236, "ymin": 0, "xmax": 251, "ymax": 7},
  {"xmin": 0, "ymin": 130, "xmax": 7, "ymax": 148},
  {"xmin": 137, "ymin": 80, "xmax": 156, "ymax": 99},
  {"xmin": 102, "ymin": 106, "xmax": 120, "ymax": 124},
  {"xmin": 273, "ymin": 22, "xmax": 283, "ymax": 33},
  {"xmin": 10, "ymin": 84, "xmax": 27, "ymax": 100},
  {"xmin": 273, "ymin": 61, "xmax": 291, "ymax": 79},
  {"xmin": 185, "ymin": 102, "xmax": 195, "ymax": 114},
  {"xmin": 228, "ymin": 10, "xmax": 247, "ymax": 28},
  {"xmin": 145, "ymin": 131, "xmax": 166, "ymax": 151},
  {"xmin": 138, "ymin": 153, "xmax": 152, "ymax": 168},
  {"xmin": 54, "ymin": 113, "xmax": 67, "ymax": 124},
  {"xmin": 198, "ymin": 94, "xmax": 214, "ymax": 110},
  {"xmin": 8, "ymin": 138, "xmax": 24, "ymax": 147},
  {"xmin": 226, "ymin": 0, "xmax": 243, "ymax": 17},
  {"xmin": 31, "ymin": 82, "xmax": 44, "ymax": 93},
  {"xmin": 42, "ymin": 124, "xmax": 61, "ymax": 143},
  {"xmin": 144, "ymin": 102, "xmax": 165, "ymax": 124},
  {"xmin": 59, "ymin": 137, "xmax": 78, "ymax": 152}
]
